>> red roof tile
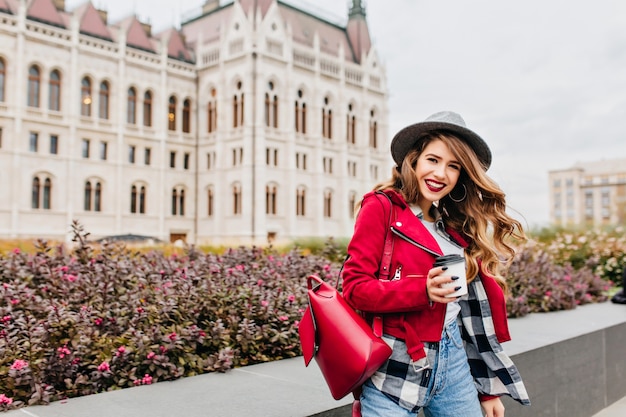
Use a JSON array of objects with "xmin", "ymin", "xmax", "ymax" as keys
[
  {"xmin": 76, "ymin": 2, "xmax": 113, "ymax": 40},
  {"xmin": 116, "ymin": 15, "xmax": 155, "ymax": 52},
  {"xmin": 157, "ymin": 28, "xmax": 193, "ymax": 62}
]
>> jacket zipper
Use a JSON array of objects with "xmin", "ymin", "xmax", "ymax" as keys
[
  {"xmin": 393, "ymin": 265, "xmax": 402, "ymax": 280},
  {"xmin": 390, "ymin": 227, "xmax": 442, "ymax": 257}
]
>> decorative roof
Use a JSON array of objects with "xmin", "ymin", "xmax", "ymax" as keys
[
  {"xmin": 27, "ymin": 0, "xmax": 66, "ymax": 28},
  {"xmin": 157, "ymin": 28, "xmax": 194, "ymax": 62},
  {"xmin": 115, "ymin": 15, "xmax": 156, "ymax": 53},
  {"xmin": 0, "ymin": 0, "xmax": 15, "ymax": 14},
  {"xmin": 75, "ymin": 2, "xmax": 113, "ymax": 41}
]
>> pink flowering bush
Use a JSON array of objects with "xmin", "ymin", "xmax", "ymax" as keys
[
  {"xmin": 504, "ymin": 241, "xmax": 611, "ymax": 318},
  {"xmin": 0, "ymin": 222, "xmax": 338, "ymax": 409}
]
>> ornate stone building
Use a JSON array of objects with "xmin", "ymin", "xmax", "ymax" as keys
[{"xmin": 0, "ymin": 0, "xmax": 389, "ymax": 244}]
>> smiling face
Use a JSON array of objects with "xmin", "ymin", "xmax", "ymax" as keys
[{"xmin": 415, "ymin": 139, "xmax": 461, "ymax": 215}]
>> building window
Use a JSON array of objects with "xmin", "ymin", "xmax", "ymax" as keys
[
  {"xmin": 324, "ymin": 189, "xmax": 333, "ymax": 218},
  {"xmin": 128, "ymin": 145, "xmax": 136, "ymax": 163},
  {"xmin": 296, "ymin": 152, "xmax": 307, "ymax": 170},
  {"xmin": 32, "ymin": 176, "xmax": 52, "ymax": 210},
  {"xmin": 347, "ymin": 103, "xmax": 356, "ymax": 144},
  {"xmin": 265, "ymin": 82, "xmax": 278, "ymax": 128},
  {"xmin": 127, "ymin": 87, "xmax": 137, "ymax": 124},
  {"xmin": 584, "ymin": 190, "xmax": 593, "ymax": 220},
  {"xmin": 207, "ymin": 102, "xmax": 217, "ymax": 133},
  {"xmin": 295, "ymin": 89, "xmax": 306, "ymax": 133},
  {"xmin": 232, "ymin": 183, "xmax": 242, "ymax": 215},
  {"xmin": 0, "ymin": 58, "xmax": 5, "ymax": 102},
  {"xmin": 323, "ymin": 156, "xmax": 333, "ymax": 174},
  {"xmin": 81, "ymin": 77, "xmax": 92, "ymax": 116},
  {"xmin": 81, "ymin": 139, "xmax": 90, "ymax": 158},
  {"xmin": 170, "ymin": 151, "xmax": 176, "ymax": 168},
  {"xmin": 370, "ymin": 164, "xmax": 379, "ymax": 181},
  {"xmin": 266, "ymin": 147, "xmax": 278, "ymax": 166},
  {"xmin": 99, "ymin": 141, "xmax": 107, "ymax": 160},
  {"xmin": 99, "ymin": 81, "xmax": 110, "ymax": 119},
  {"xmin": 349, "ymin": 191, "xmax": 356, "ymax": 219},
  {"xmin": 369, "ymin": 109, "xmax": 377, "ymax": 148},
  {"xmin": 29, "ymin": 132, "xmax": 38, "ymax": 152},
  {"xmin": 130, "ymin": 184, "xmax": 146, "ymax": 214},
  {"xmin": 232, "ymin": 147, "xmax": 243, "ymax": 166},
  {"xmin": 207, "ymin": 151, "xmax": 216, "ymax": 170},
  {"xmin": 182, "ymin": 98, "xmax": 191, "ymax": 133},
  {"xmin": 143, "ymin": 91, "xmax": 152, "ymax": 127},
  {"xmin": 49, "ymin": 135, "xmax": 58, "ymax": 155},
  {"xmin": 84, "ymin": 180, "xmax": 102, "ymax": 212},
  {"xmin": 296, "ymin": 186, "xmax": 306, "ymax": 217},
  {"xmin": 322, "ymin": 96, "xmax": 332, "ymax": 139},
  {"xmin": 184, "ymin": 152, "xmax": 190, "ymax": 170},
  {"xmin": 266, "ymin": 184, "xmax": 277, "ymax": 215},
  {"xmin": 144, "ymin": 148, "xmax": 151, "ymax": 165},
  {"xmin": 233, "ymin": 81, "xmax": 244, "ymax": 128},
  {"xmin": 207, "ymin": 187, "xmax": 214, "ymax": 216},
  {"xmin": 168, "ymin": 96, "xmax": 177, "ymax": 131},
  {"xmin": 172, "ymin": 187, "xmax": 185, "ymax": 216},
  {"xmin": 601, "ymin": 187, "xmax": 610, "ymax": 220},
  {"xmin": 347, "ymin": 160, "xmax": 357, "ymax": 177},
  {"xmin": 27, "ymin": 65, "xmax": 41, "ymax": 108},
  {"xmin": 49, "ymin": 70, "xmax": 61, "ymax": 111}
]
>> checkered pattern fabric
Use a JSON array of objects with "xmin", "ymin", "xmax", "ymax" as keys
[{"xmin": 368, "ymin": 277, "xmax": 530, "ymax": 412}]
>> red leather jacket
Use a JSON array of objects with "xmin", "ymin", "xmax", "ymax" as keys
[{"xmin": 342, "ymin": 189, "xmax": 511, "ymax": 361}]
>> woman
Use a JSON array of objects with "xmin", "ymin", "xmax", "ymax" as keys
[{"xmin": 342, "ymin": 111, "xmax": 531, "ymax": 417}]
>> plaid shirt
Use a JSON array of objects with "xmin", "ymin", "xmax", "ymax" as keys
[{"xmin": 369, "ymin": 276, "xmax": 531, "ymax": 412}]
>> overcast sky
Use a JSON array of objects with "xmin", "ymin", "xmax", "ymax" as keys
[{"xmin": 68, "ymin": 0, "xmax": 626, "ymax": 228}]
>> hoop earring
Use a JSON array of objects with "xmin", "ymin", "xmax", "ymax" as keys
[{"xmin": 449, "ymin": 184, "xmax": 467, "ymax": 203}]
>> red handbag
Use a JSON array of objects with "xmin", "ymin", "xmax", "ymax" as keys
[
  {"xmin": 299, "ymin": 192, "xmax": 395, "ymax": 403},
  {"xmin": 299, "ymin": 274, "xmax": 392, "ymax": 400}
]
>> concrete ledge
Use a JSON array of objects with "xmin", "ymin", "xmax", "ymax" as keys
[{"xmin": 4, "ymin": 303, "xmax": 626, "ymax": 417}]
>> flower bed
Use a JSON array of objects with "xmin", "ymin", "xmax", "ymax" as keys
[{"xmin": 0, "ymin": 223, "xmax": 622, "ymax": 410}]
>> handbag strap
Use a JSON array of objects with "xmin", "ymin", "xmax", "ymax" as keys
[{"xmin": 375, "ymin": 191, "xmax": 395, "ymax": 281}]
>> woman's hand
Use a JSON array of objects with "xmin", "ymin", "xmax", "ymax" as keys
[
  {"xmin": 426, "ymin": 266, "xmax": 460, "ymax": 303},
  {"xmin": 481, "ymin": 397, "xmax": 505, "ymax": 417}
]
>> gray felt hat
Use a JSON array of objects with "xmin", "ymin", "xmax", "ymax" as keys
[{"xmin": 390, "ymin": 111, "xmax": 492, "ymax": 170}]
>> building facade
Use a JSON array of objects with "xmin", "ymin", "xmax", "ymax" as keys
[
  {"xmin": 548, "ymin": 158, "xmax": 626, "ymax": 227},
  {"xmin": 0, "ymin": 0, "xmax": 389, "ymax": 244}
]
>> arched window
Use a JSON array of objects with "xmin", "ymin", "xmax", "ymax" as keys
[
  {"xmin": 294, "ymin": 89, "xmax": 306, "ymax": 134},
  {"xmin": 31, "ymin": 177, "xmax": 41, "ymax": 209},
  {"xmin": 264, "ymin": 81, "xmax": 278, "ymax": 128},
  {"xmin": 131, "ymin": 184, "xmax": 147, "ymax": 214},
  {"xmin": 369, "ymin": 108, "xmax": 378, "ymax": 148},
  {"xmin": 266, "ymin": 184, "xmax": 277, "ymax": 215},
  {"xmin": 168, "ymin": 96, "xmax": 176, "ymax": 131},
  {"xmin": 43, "ymin": 178, "xmax": 51, "ymax": 209},
  {"xmin": 322, "ymin": 96, "xmax": 333, "ymax": 139},
  {"xmin": 296, "ymin": 186, "xmax": 306, "ymax": 217},
  {"xmin": 207, "ymin": 89, "xmax": 218, "ymax": 133},
  {"xmin": 232, "ymin": 183, "xmax": 242, "ymax": 215},
  {"xmin": 99, "ymin": 81, "xmax": 110, "ymax": 119},
  {"xmin": 27, "ymin": 65, "xmax": 41, "ymax": 107},
  {"xmin": 182, "ymin": 98, "xmax": 191, "ymax": 133},
  {"xmin": 0, "ymin": 58, "xmax": 5, "ymax": 102},
  {"xmin": 171, "ymin": 186, "xmax": 185, "ymax": 216},
  {"xmin": 233, "ymin": 81, "xmax": 244, "ymax": 128},
  {"xmin": 48, "ymin": 70, "xmax": 61, "ymax": 111},
  {"xmin": 31, "ymin": 175, "xmax": 52, "ymax": 209},
  {"xmin": 127, "ymin": 87, "xmax": 137, "ymax": 124},
  {"xmin": 349, "ymin": 191, "xmax": 357, "ymax": 219},
  {"xmin": 324, "ymin": 189, "xmax": 333, "ymax": 218},
  {"xmin": 143, "ymin": 90, "xmax": 152, "ymax": 127},
  {"xmin": 84, "ymin": 180, "xmax": 103, "ymax": 212},
  {"xmin": 207, "ymin": 187, "xmax": 214, "ymax": 216},
  {"xmin": 84, "ymin": 181, "xmax": 92, "ymax": 211},
  {"xmin": 346, "ymin": 103, "xmax": 356, "ymax": 144},
  {"xmin": 81, "ymin": 77, "xmax": 92, "ymax": 116}
]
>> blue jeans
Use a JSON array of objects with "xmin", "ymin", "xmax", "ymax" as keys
[{"xmin": 360, "ymin": 321, "xmax": 482, "ymax": 417}]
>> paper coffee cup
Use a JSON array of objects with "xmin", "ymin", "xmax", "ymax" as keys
[{"xmin": 433, "ymin": 254, "xmax": 467, "ymax": 298}]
